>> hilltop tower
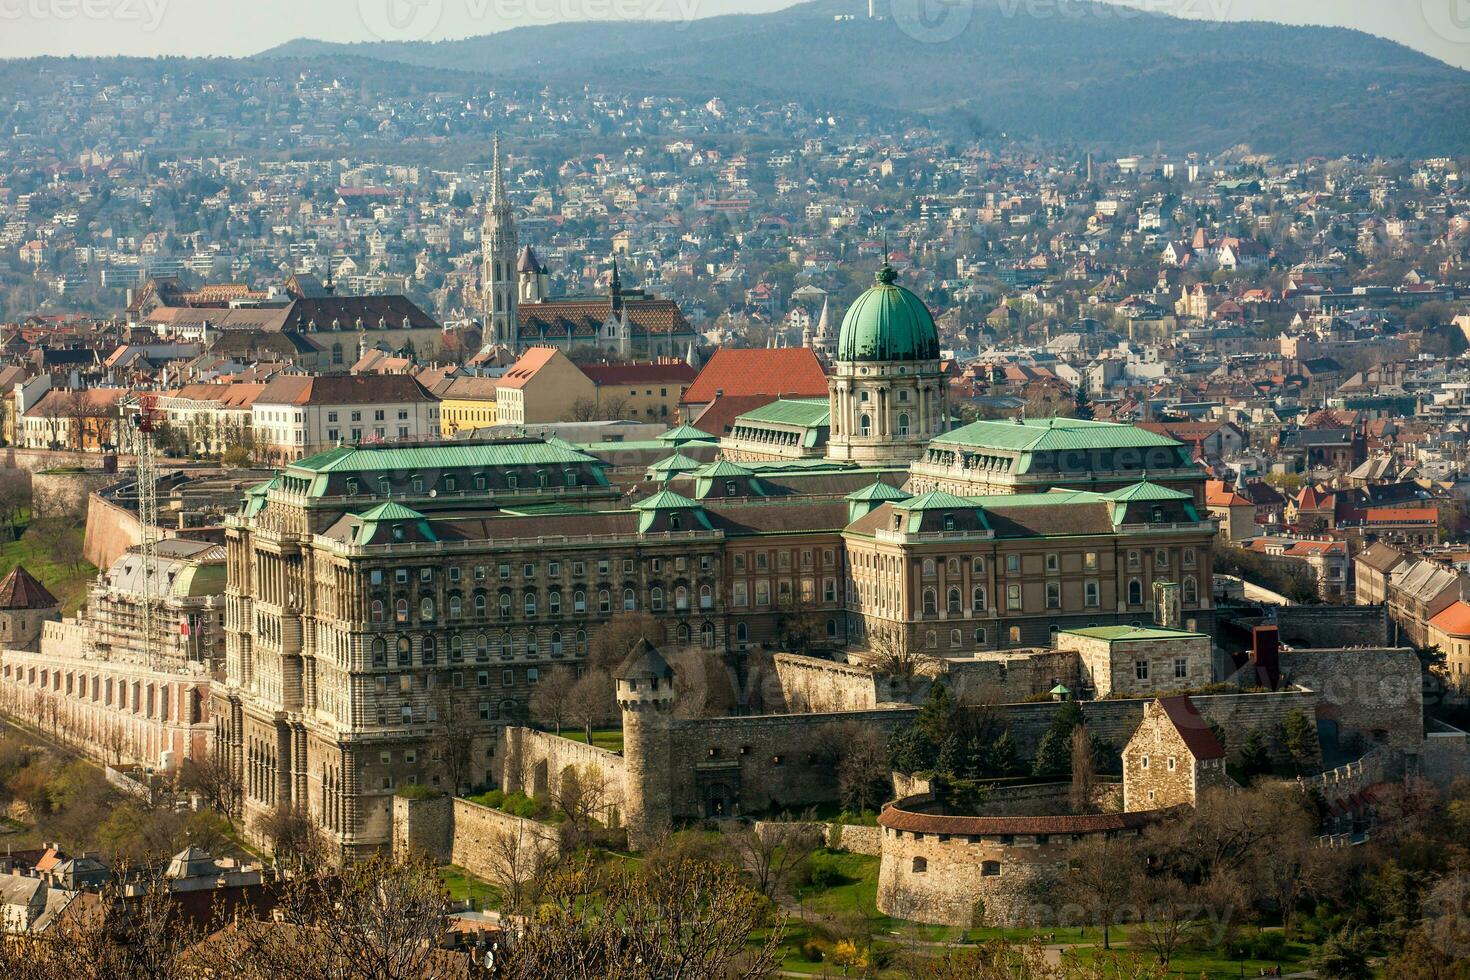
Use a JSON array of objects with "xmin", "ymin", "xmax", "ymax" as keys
[
  {"xmin": 827, "ymin": 261, "xmax": 948, "ymax": 465},
  {"xmin": 616, "ymin": 638, "xmax": 676, "ymax": 850},
  {"xmin": 482, "ymin": 136, "xmax": 519, "ymax": 350}
]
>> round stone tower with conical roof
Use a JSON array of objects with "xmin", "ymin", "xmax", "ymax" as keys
[
  {"xmin": 827, "ymin": 261, "xmax": 947, "ymax": 465},
  {"xmin": 616, "ymin": 637, "xmax": 676, "ymax": 849}
]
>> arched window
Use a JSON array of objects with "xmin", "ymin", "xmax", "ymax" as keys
[
  {"xmin": 420, "ymin": 597, "xmax": 435, "ymax": 621},
  {"xmin": 623, "ymin": 588, "xmax": 636, "ymax": 611},
  {"xmin": 370, "ymin": 600, "xmax": 384, "ymax": 623},
  {"xmin": 651, "ymin": 587, "xmax": 664, "ymax": 611},
  {"xmin": 859, "ymin": 414, "xmax": 872, "ymax": 437},
  {"xmin": 922, "ymin": 588, "xmax": 937, "ymax": 615},
  {"xmin": 576, "ymin": 629, "xmax": 587, "ymax": 652},
  {"xmin": 371, "ymin": 637, "xmax": 386, "ymax": 668},
  {"xmin": 450, "ymin": 634, "xmax": 463, "ymax": 661},
  {"xmin": 898, "ymin": 413, "xmax": 910, "ymax": 436},
  {"xmin": 395, "ymin": 599, "xmax": 409, "ymax": 624},
  {"xmin": 700, "ymin": 622, "xmax": 715, "ymax": 648},
  {"xmin": 524, "ymin": 591, "xmax": 537, "ymax": 616},
  {"xmin": 972, "ymin": 585, "xmax": 987, "ymax": 611},
  {"xmin": 1183, "ymin": 576, "xmax": 1198, "ymax": 603},
  {"xmin": 476, "ymin": 633, "xmax": 489, "ymax": 661},
  {"xmin": 421, "ymin": 636, "xmax": 436, "ymax": 664},
  {"xmin": 947, "ymin": 588, "xmax": 961, "ymax": 614},
  {"xmin": 396, "ymin": 637, "xmax": 412, "ymax": 667},
  {"xmin": 475, "ymin": 593, "xmax": 488, "ymax": 616},
  {"xmin": 922, "ymin": 558, "xmax": 936, "ymax": 577},
  {"xmin": 950, "ymin": 629, "xmax": 962, "ymax": 648},
  {"xmin": 736, "ymin": 622, "xmax": 749, "ymax": 642},
  {"xmin": 550, "ymin": 631, "xmax": 563, "ymax": 655},
  {"xmin": 498, "ymin": 632, "xmax": 511, "ymax": 658},
  {"xmin": 574, "ymin": 590, "xmax": 586, "ymax": 613},
  {"xmin": 1128, "ymin": 579, "xmax": 1143, "ymax": 605},
  {"xmin": 678, "ymin": 623, "xmax": 691, "ymax": 644},
  {"xmin": 675, "ymin": 586, "xmax": 689, "ymax": 611},
  {"xmin": 699, "ymin": 584, "xmax": 713, "ymax": 610},
  {"xmin": 599, "ymin": 589, "xmax": 612, "ymax": 613},
  {"xmin": 449, "ymin": 595, "xmax": 462, "ymax": 618},
  {"xmin": 498, "ymin": 594, "xmax": 511, "ymax": 618}
]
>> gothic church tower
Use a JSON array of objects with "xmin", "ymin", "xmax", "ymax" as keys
[{"xmin": 482, "ymin": 136, "xmax": 519, "ymax": 350}]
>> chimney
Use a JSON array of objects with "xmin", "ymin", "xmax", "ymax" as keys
[{"xmin": 1251, "ymin": 625, "xmax": 1280, "ymax": 690}]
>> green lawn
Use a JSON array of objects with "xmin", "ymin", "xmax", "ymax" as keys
[
  {"xmin": 1065, "ymin": 938, "xmax": 1312, "ymax": 977},
  {"xmin": 437, "ymin": 865, "xmax": 503, "ymax": 911},
  {"xmin": 0, "ymin": 529, "xmax": 95, "ymax": 615},
  {"xmin": 557, "ymin": 727, "xmax": 625, "ymax": 752}
]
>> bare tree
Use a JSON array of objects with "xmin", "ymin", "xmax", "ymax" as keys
[
  {"xmin": 481, "ymin": 819, "xmax": 556, "ymax": 912},
  {"xmin": 258, "ymin": 802, "xmax": 329, "ymax": 868},
  {"xmin": 816, "ymin": 720, "xmax": 893, "ymax": 814},
  {"xmin": 191, "ymin": 853, "xmax": 460, "ymax": 980},
  {"xmin": 528, "ymin": 664, "xmax": 576, "ymax": 735},
  {"xmin": 565, "ymin": 669, "xmax": 615, "ymax": 745},
  {"xmin": 586, "ymin": 612, "xmax": 661, "ymax": 673},
  {"xmin": 1131, "ymin": 873, "xmax": 1202, "ymax": 967},
  {"xmin": 502, "ymin": 857, "xmax": 783, "ymax": 980},
  {"xmin": 552, "ymin": 762, "xmax": 610, "ymax": 848},
  {"xmin": 0, "ymin": 471, "xmax": 31, "ymax": 541},
  {"xmin": 727, "ymin": 820, "xmax": 823, "ymax": 900},
  {"xmin": 179, "ymin": 745, "xmax": 242, "ymax": 819},
  {"xmin": 432, "ymin": 691, "xmax": 476, "ymax": 796},
  {"xmin": 1062, "ymin": 835, "xmax": 1141, "ymax": 949}
]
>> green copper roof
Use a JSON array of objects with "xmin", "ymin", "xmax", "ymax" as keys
[
  {"xmin": 353, "ymin": 501, "xmax": 436, "ymax": 545},
  {"xmin": 896, "ymin": 489, "xmax": 980, "ymax": 511},
  {"xmin": 632, "ymin": 489, "xmax": 702, "ymax": 511},
  {"xmin": 837, "ymin": 263, "xmax": 940, "ymax": 363},
  {"xmin": 736, "ymin": 397, "xmax": 831, "ymax": 428},
  {"xmin": 356, "ymin": 501, "xmax": 428, "ymax": 522},
  {"xmin": 631, "ymin": 489, "xmax": 712, "ymax": 533},
  {"xmin": 289, "ymin": 441, "xmax": 599, "ymax": 475},
  {"xmin": 646, "ymin": 453, "xmax": 702, "ymax": 479},
  {"xmin": 1061, "ymin": 625, "xmax": 1207, "ymax": 642},
  {"xmin": 657, "ymin": 423, "xmax": 718, "ymax": 444},
  {"xmin": 695, "ymin": 460, "xmax": 756, "ymax": 479},
  {"xmin": 1099, "ymin": 481, "xmax": 1193, "ymax": 502},
  {"xmin": 933, "ymin": 417, "xmax": 1182, "ymax": 453},
  {"xmin": 846, "ymin": 481, "xmax": 912, "ymax": 502}
]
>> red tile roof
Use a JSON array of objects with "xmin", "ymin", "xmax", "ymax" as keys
[
  {"xmin": 580, "ymin": 362, "xmax": 697, "ymax": 386},
  {"xmin": 1158, "ymin": 695, "xmax": 1225, "ymax": 760},
  {"xmin": 680, "ymin": 348, "xmax": 827, "ymax": 405},
  {"xmin": 0, "ymin": 565, "xmax": 58, "ymax": 610},
  {"xmin": 1429, "ymin": 600, "xmax": 1470, "ymax": 637}
]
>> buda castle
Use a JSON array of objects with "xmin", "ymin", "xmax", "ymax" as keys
[{"xmin": 213, "ymin": 257, "xmax": 1215, "ymax": 857}]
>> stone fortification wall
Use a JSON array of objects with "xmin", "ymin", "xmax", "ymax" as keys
[
  {"xmin": 391, "ymin": 794, "xmax": 453, "ymax": 862},
  {"xmin": 1277, "ymin": 648, "xmax": 1422, "ymax": 751},
  {"xmin": 447, "ymin": 798, "xmax": 560, "ymax": 885},
  {"xmin": 32, "ymin": 471, "xmax": 117, "ymax": 521},
  {"xmin": 497, "ymin": 727, "xmax": 627, "ymax": 823},
  {"xmin": 1276, "ymin": 605, "xmax": 1388, "ymax": 648},
  {"xmin": 750, "ymin": 819, "xmax": 885, "ymax": 856},
  {"xmin": 773, "ymin": 654, "xmax": 880, "ymax": 713},
  {"xmin": 83, "ymin": 490, "xmax": 142, "ymax": 571}
]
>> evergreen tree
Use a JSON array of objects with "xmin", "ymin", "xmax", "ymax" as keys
[
  {"xmin": 1232, "ymin": 728, "xmax": 1272, "ymax": 782},
  {"xmin": 982, "ymin": 730, "xmax": 1022, "ymax": 777},
  {"xmin": 936, "ymin": 733, "xmax": 964, "ymax": 777},
  {"xmin": 1033, "ymin": 700, "xmax": 1085, "ymax": 777},
  {"xmin": 915, "ymin": 682, "xmax": 958, "ymax": 750}
]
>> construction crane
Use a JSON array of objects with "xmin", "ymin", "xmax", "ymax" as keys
[{"xmin": 132, "ymin": 393, "xmax": 159, "ymax": 672}]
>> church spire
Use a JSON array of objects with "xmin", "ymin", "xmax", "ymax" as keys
[{"xmin": 482, "ymin": 135, "xmax": 518, "ymax": 350}]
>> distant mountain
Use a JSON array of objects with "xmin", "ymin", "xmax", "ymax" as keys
[{"xmin": 258, "ymin": 0, "xmax": 1470, "ymax": 157}]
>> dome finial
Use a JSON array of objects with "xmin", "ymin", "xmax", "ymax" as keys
[{"xmin": 876, "ymin": 233, "xmax": 897, "ymax": 284}]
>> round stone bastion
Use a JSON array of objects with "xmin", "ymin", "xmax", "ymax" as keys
[{"xmin": 874, "ymin": 788, "xmax": 1163, "ymax": 928}]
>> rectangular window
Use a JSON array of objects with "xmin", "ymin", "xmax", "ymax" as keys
[
  {"xmin": 1084, "ymin": 581, "xmax": 1100, "ymax": 607},
  {"xmin": 1006, "ymin": 584, "xmax": 1022, "ymax": 611},
  {"xmin": 1155, "ymin": 549, "xmax": 1169, "ymax": 569},
  {"xmin": 1174, "ymin": 658, "xmax": 1188, "ymax": 679},
  {"xmin": 1045, "ymin": 553, "xmax": 1059, "ymax": 573},
  {"xmin": 1084, "ymin": 552, "xmax": 1098, "ymax": 572},
  {"xmin": 1045, "ymin": 582, "xmax": 1060, "ymax": 609},
  {"xmin": 1135, "ymin": 661, "xmax": 1149, "ymax": 681},
  {"xmin": 1006, "ymin": 554, "xmax": 1020, "ymax": 574},
  {"xmin": 502, "ymin": 669, "xmax": 514, "ymax": 687},
  {"xmin": 1128, "ymin": 550, "xmax": 1140, "ymax": 570}
]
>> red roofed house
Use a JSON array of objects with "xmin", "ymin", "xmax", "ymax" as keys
[
  {"xmin": 1428, "ymin": 601, "xmax": 1470, "ymax": 690},
  {"xmin": 1205, "ymin": 480, "xmax": 1254, "ymax": 542},
  {"xmin": 1122, "ymin": 695, "xmax": 1234, "ymax": 811},
  {"xmin": 679, "ymin": 347, "xmax": 828, "ymax": 421}
]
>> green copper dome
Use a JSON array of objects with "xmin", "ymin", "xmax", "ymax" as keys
[{"xmin": 836, "ymin": 263, "xmax": 940, "ymax": 363}]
